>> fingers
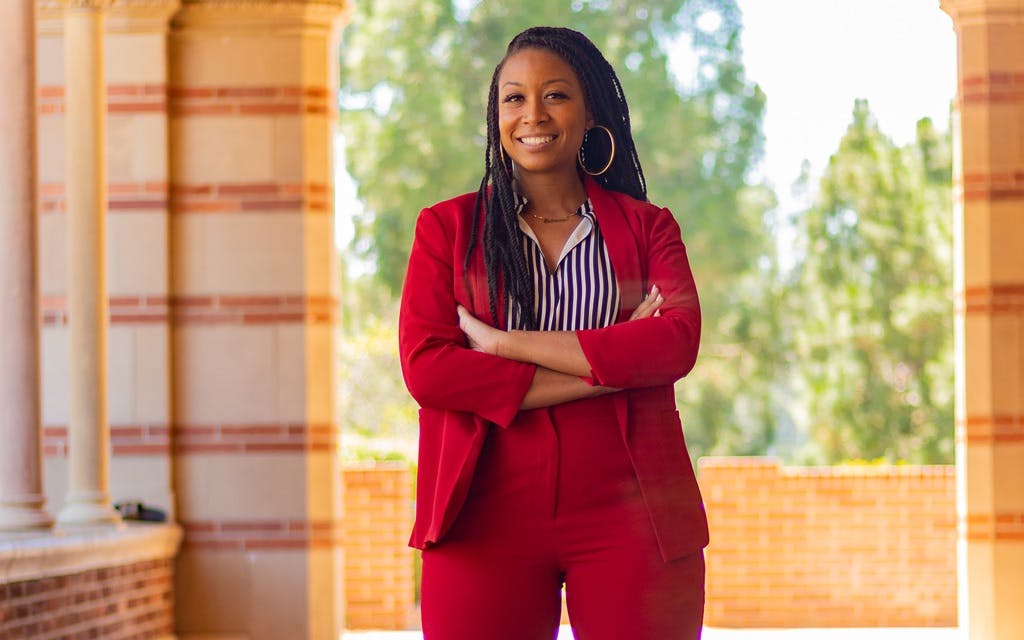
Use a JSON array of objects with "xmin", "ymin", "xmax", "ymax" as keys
[
  {"xmin": 457, "ymin": 305, "xmax": 485, "ymax": 351},
  {"xmin": 629, "ymin": 284, "xmax": 663, "ymax": 321},
  {"xmin": 457, "ymin": 305, "xmax": 473, "ymax": 331}
]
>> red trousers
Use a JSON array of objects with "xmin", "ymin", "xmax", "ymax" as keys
[{"xmin": 420, "ymin": 396, "xmax": 705, "ymax": 640}]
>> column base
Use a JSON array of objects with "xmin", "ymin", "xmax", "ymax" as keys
[
  {"xmin": 0, "ymin": 501, "xmax": 54, "ymax": 531},
  {"xmin": 57, "ymin": 492, "xmax": 123, "ymax": 528}
]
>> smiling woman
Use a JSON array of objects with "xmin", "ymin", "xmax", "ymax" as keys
[
  {"xmin": 397, "ymin": 26, "xmax": 707, "ymax": 640},
  {"xmin": 497, "ymin": 48, "xmax": 592, "ymax": 179}
]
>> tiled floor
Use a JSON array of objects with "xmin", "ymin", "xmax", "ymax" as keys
[{"xmin": 344, "ymin": 627, "xmax": 963, "ymax": 639}]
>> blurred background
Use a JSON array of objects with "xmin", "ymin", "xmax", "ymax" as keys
[{"xmin": 335, "ymin": 0, "xmax": 958, "ymax": 469}]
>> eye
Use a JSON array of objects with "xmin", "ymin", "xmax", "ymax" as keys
[
  {"xmin": 545, "ymin": 91, "xmax": 568, "ymax": 100},
  {"xmin": 501, "ymin": 93, "xmax": 523, "ymax": 104}
]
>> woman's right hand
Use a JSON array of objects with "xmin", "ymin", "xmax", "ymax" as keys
[{"xmin": 629, "ymin": 284, "xmax": 663, "ymax": 321}]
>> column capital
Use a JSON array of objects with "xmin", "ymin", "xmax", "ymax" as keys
[
  {"xmin": 39, "ymin": 1, "xmax": 181, "ymax": 35},
  {"xmin": 172, "ymin": 0, "xmax": 350, "ymax": 34},
  {"xmin": 38, "ymin": 0, "xmax": 111, "ymax": 31},
  {"xmin": 940, "ymin": 0, "xmax": 1024, "ymax": 26},
  {"xmin": 57, "ymin": 0, "xmax": 113, "ymax": 9}
]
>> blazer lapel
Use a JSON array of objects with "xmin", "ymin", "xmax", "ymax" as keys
[
  {"xmin": 584, "ymin": 176, "xmax": 645, "ymax": 323},
  {"xmin": 584, "ymin": 177, "xmax": 645, "ymax": 438}
]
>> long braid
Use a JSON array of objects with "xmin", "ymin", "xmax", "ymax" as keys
[{"xmin": 466, "ymin": 26, "xmax": 647, "ymax": 329}]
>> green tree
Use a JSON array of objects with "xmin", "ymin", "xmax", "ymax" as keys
[
  {"xmin": 790, "ymin": 99, "xmax": 954, "ymax": 464},
  {"xmin": 338, "ymin": 0, "xmax": 779, "ymax": 459},
  {"xmin": 336, "ymin": 293, "xmax": 419, "ymax": 462}
]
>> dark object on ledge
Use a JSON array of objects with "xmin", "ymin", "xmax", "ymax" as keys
[{"xmin": 114, "ymin": 501, "xmax": 167, "ymax": 522}]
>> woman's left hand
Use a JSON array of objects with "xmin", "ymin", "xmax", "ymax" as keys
[
  {"xmin": 457, "ymin": 305, "xmax": 505, "ymax": 355},
  {"xmin": 629, "ymin": 284, "xmax": 663, "ymax": 321}
]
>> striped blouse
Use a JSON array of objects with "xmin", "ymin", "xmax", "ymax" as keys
[{"xmin": 507, "ymin": 197, "xmax": 620, "ymax": 331}]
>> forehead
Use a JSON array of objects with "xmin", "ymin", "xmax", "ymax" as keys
[{"xmin": 498, "ymin": 47, "xmax": 581, "ymax": 87}]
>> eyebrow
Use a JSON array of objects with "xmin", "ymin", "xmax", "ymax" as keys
[{"xmin": 500, "ymin": 78, "xmax": 574, "ymax": 89}]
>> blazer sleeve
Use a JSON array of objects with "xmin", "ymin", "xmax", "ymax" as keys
[
  {"xmin": 576, "ymin": 207, "xmax": 701, "ymax": 388},
  {"xmin": 398, "ymin": 206, "xmax": 536, "ymax": 427}
]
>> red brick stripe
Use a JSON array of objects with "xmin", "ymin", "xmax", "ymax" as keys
[
  {"xmin": 960, "ymin": 72, "xmax": 1024, "ymax": 107},
  {"xmin": 963, "ymin": 512, "xmax": 1024, "ymax": 542},
  {"xmin": 181, "ymin": 518, "xmax": 342, "ymax": 550},
  {"xmin": 171, "ymin": 294, "xmax": 337, "ymax": 325},
  {"xmin": 39, "ymin": 294, "xmax": 336, "ymax": 326},
  {"xmin": 43, "ymin": 425, "xmax": 170, "ymax": 458},
  {"xmin": 956, "ymin": 414, "xmax": 1024, "ymax": 445},
  {"xmin": 41, "ymin": 295, "xmax": 169, "ymax": 326},
  {"xmin": 169, "ymin": 84, "xmax": 331, "ymax": 117},
  {"xmin": 959, "ymin": 170, "xmax": 1024, "ymax": 202},
  {"xmin": 38, "ymin": 179, "xmax": 332, "ymax": 215},
  {"xmin": 956, "ymin": 284, "xmax": 1024, "ymax": 315},
  {"xmin": 39, "ymin": 181, "xmax": 169, "ymax": 214},
  {"xmin": 38, "ymin": 83, "xmax": 167, "ymax": 116},
  {"xmin": 42, "ymin": 422, "xmax": 339, "ymax": 457},
  {"xmin": 171, "ymin": 181, "xmax": 330, "ymax": 214},
  {"xmin": 173, "ymin": 422, "xmax": 340, "ymax": 454}
]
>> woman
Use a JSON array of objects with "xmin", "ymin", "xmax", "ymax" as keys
[{"xmin": 399, "ymin": 26, "xmax": 707, "ymax": 640}]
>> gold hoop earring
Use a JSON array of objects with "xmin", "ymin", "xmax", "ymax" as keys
[{"xmin": 578, "ymin": 125, "xmax": 616, "ymax": 176}]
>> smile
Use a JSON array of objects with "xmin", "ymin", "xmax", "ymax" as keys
[{"xmin": 518, "ymin": 135, "xmax": 556, "ymax": 146}]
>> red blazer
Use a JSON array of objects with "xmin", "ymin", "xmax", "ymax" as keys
[{"xmin": 398, "ymin": 176, "xmax": 709, "ymax": 562}]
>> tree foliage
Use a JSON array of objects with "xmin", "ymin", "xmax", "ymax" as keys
[
  {"xmin": 339, "ymin": 0, "xmax": 767, "ymax": 289},
  {"xmin": 339, "ymin": 0, "xmax": 779, "ymax": 460},
  {"xmin": 789, "ymin": 99, "xmax": 954, "ymax": 463}
]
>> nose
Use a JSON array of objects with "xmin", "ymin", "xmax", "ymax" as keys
[{"xmin": 522, "ymin": 96, "xmax": 549, "ymax": 124}]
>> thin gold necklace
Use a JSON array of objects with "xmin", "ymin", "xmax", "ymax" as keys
[
  {"xmin": 526, "ymin": 205, "xmax": 580, "ymax": 224},
  {"xmin": 527, "ymin": 212, "xmax": 576, "ymax": 224}
]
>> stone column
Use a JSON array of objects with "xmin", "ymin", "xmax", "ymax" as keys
[
  {"xmin": 169, "ymin": 2, "xmax": 348, "ymax": 638},
  {"xmin": 0, "ymin": 0, "xmax": 53, "ymax": 532},
  {"xmin": 940, "ymin": 1, "xmax": 1024, "ymax": 639},
  {"xmin": 57, "ymin": 0, "xmax": 121, "ymax": 527}
]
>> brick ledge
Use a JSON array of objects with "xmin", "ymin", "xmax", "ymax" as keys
[{"xmin": 0, "ymin": 522, "xmax": 182, "ymax": 584}]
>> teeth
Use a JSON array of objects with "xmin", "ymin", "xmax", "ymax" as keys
[{"xmin": 520, "ymin": 136, "xmax": 554, "ymax": 145}]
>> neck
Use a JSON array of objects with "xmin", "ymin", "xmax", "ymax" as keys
[{"xmin": 514, "ymin": 167, "xmax": 587, "ymax": 213}]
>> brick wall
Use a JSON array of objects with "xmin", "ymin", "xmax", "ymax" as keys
[
  {"xmin": 337, "ymin": 459, "xmax": 958, "ymax": 629},
  {"xmin": 699, "ymin": 457, "xmax": 957, "ymax": 627},
  {"xmin": 0, "ymin": 558, "xmax": 174, "ymax": 639},
  {"xmin": 342, "ymin": 464, "xmax": 417, "ymax": 630}
]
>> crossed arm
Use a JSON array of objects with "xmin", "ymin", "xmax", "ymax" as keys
[
  {"xmin": 456, "ymin": 287, "xmax": 663, "ymax": 409},
  {"xmin": 400, "ymin": 205, "xmax": 699, "ymax": 425}
]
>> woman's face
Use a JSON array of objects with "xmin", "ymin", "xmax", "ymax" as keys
[{"xmin": 497, "ymin": 47, "xmax": 593, "ymax": 177}]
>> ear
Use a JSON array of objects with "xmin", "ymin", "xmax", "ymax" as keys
[{"xmin": 585, "ymin": 111, "xmax": 595, "ymax": 129}]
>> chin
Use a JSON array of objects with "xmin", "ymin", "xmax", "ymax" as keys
[{"xmin": 511, "ymin": 158, "xmax": 575, "ymax": 175}]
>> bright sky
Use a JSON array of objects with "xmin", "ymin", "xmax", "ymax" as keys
[{"xmin": 731, "ymin": 0, "xmax": 956, "ymax": 207}]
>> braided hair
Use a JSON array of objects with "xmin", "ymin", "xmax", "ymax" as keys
[{"xmin": 466, "ymin": 26, "xmax": 648, "ymax": 329}]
